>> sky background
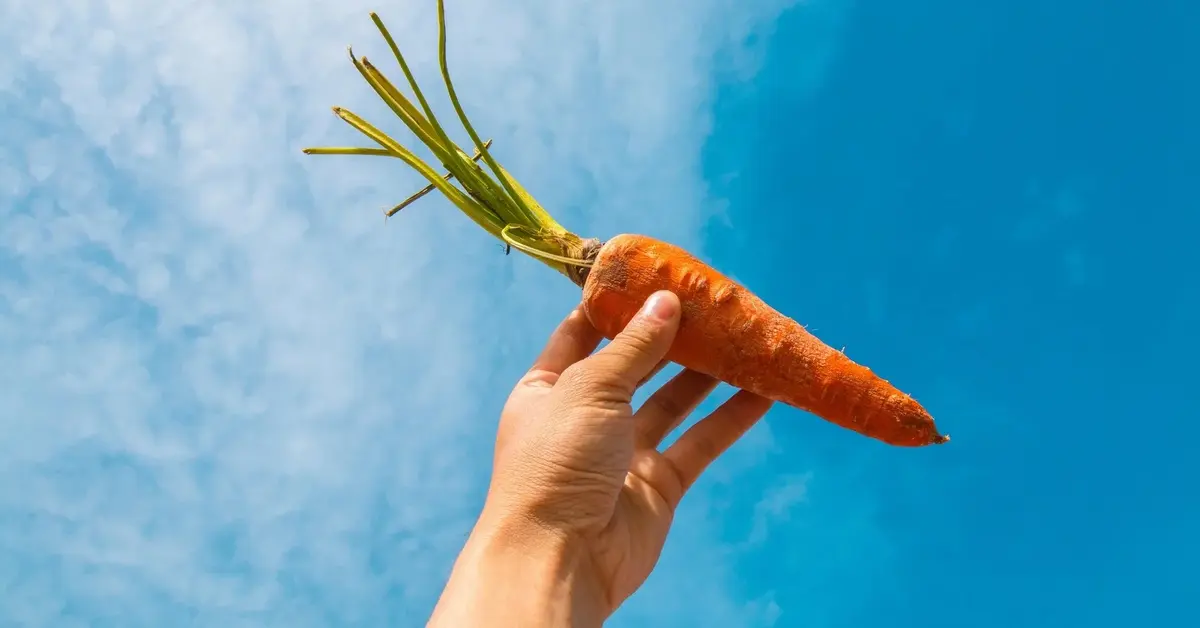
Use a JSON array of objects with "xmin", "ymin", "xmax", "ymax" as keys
[{"xmin": 1, "ymin": 0, "xmax": 1196, "ymax": 627}]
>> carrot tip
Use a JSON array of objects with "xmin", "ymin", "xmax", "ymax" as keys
[{"xmin": 933, "ymin": 434, "xmax": 951, "ymax": 445}]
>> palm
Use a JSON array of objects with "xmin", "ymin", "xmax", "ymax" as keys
[{"xmin": 588, "ymin": 449, "xmax": 684, "ymax": 605}]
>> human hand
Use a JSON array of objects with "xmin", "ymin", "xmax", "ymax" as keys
[{"xmin": 429, "ymin": 290, "xmax": 774, "ymax": 627}]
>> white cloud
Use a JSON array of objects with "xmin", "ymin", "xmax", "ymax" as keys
[
  {"xmin": 0, "ymin": 0, "xmax": 847, "ymax": 624},
  {"xmin": 743, "ymin": 473, "xmax": 812, "ymax": 548}
]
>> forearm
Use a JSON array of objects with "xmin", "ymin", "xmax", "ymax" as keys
[{"xmin": 428, "ymin": 510, "xmax": 608, "ymax": 627}]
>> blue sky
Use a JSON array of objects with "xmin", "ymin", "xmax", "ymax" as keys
[{"xmin": 1, "ymin": 0, "xmax": 1195, "ymax": 627}]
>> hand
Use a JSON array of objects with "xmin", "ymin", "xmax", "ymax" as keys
[{"xmin": 429, "ymin": 291, "xmax": 774, "ymax": 627}]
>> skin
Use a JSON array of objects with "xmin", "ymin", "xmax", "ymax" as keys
[{"xmin": 428, "ymin": 290, "xmax": 774, "ymax": 627}]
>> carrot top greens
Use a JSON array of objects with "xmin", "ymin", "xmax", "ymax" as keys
[{"xmin": 303, "ymin": 2, "xmax": 597, "ymax": 284}]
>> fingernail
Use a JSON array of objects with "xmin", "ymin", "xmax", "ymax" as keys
[{"xmin": 639, "ymin": 291, "xmax": 676, "ymax": 322}]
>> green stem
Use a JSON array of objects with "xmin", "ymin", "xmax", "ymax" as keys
[
  {"xmin": 369, "ymin": 13, "xmax": 518, "ymax": 224},
  {"xmin": 386, "ymin": 139, "xmax": 492, "ymax": 216},
  {"xmin": 303, "ymin": 147, "xmax": 395, "ymax": 157},
  {"xmin": 303, "ymin": 7, "xmax": 596, "ymax": 282},
  {"xmin": 501, "ymin": 225, "xmax": 595, "ymax": 268},
  {"xmin": 351, "ymin": 52, "xmax": 504, "ymax": 216},
  {"xmin": 332, "ymin": 106, "xmax": 505, "ymax": 234},
  {"xmin": 433, "ymin": 0, "xmax": 541, "ymax": 228}
]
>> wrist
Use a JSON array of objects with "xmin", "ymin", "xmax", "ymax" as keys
[{"xmin": 429, "ymin": 506, "xmax": 607, "ymax": 627}]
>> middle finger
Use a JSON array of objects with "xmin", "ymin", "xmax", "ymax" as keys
[{"xmin": 634, "ymin": 368, "xmax": 719, "ymax": 450}]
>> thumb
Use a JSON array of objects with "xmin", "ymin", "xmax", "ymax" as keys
[{"xmin": 579, "ymin": 290, "xmax": 681, "ymax": 395}]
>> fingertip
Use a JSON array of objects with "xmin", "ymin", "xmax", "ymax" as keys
[
  {"xmin": 574, "ymin": 291, "xmax": 682, "ymax": 394},
  {"xmin": 640, "ymin": 290, "xmax": 681, "ymax": 324},
  {"xmin": 563, "ymin": 303, "xmax": 594, "ymax": 330}
]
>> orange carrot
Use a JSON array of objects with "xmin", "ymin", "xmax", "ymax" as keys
[
  {"xmin": 304, "ymin": 6, "xmax": 949, "ymax": 448},
  {"xmin": 580, "ymin": 234, "xmax": 948, "ymax": 447}
]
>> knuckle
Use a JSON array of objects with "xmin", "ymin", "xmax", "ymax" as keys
[
  {"xmin": 691, "ymin": 436, "xmax": 719, "ymax": 460},
  {"xmin": 556, "ymin": 362, "xmax": 595, "ymax": 389},
  {"xmin": 558, "ymin": 361, "xmax": 631, "ymax": 405},
  {"xmin": 646, "ymin": 391, "xmax": 687, "ymax": 420},
  {"xmin": 612, "ymin": 324, "xmax": 658, "ymax": 353}
]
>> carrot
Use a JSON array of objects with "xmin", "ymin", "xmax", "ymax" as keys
[
  {"xmin": 303, "ymin": 4, "xmax": 949, "ymax": 448},
  {"xmin": 581, "ymin": 234, "xmax": 947, "ymax": 447}
]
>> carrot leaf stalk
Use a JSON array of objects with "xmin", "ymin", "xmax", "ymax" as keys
[{"xmin": 302, "ymin": 2, "xmax": 598, "ymax": 284}]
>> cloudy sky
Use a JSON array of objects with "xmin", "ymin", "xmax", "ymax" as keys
[
  {"xmin": 2, "ymin": 0, "xmax": 1197, "ymax": 626},
  {"xmin": 0, "ymin": 0, "xmax": 815, "ymax": 625}
]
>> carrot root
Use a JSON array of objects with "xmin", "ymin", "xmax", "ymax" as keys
[{"xmin": 581, "ymin": 234, "xmax": 949, "ymax": 448}]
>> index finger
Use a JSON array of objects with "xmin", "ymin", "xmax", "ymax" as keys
[{"xmin": 527, "ymin": 304, "xmax": 605, "ymax": 378}]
